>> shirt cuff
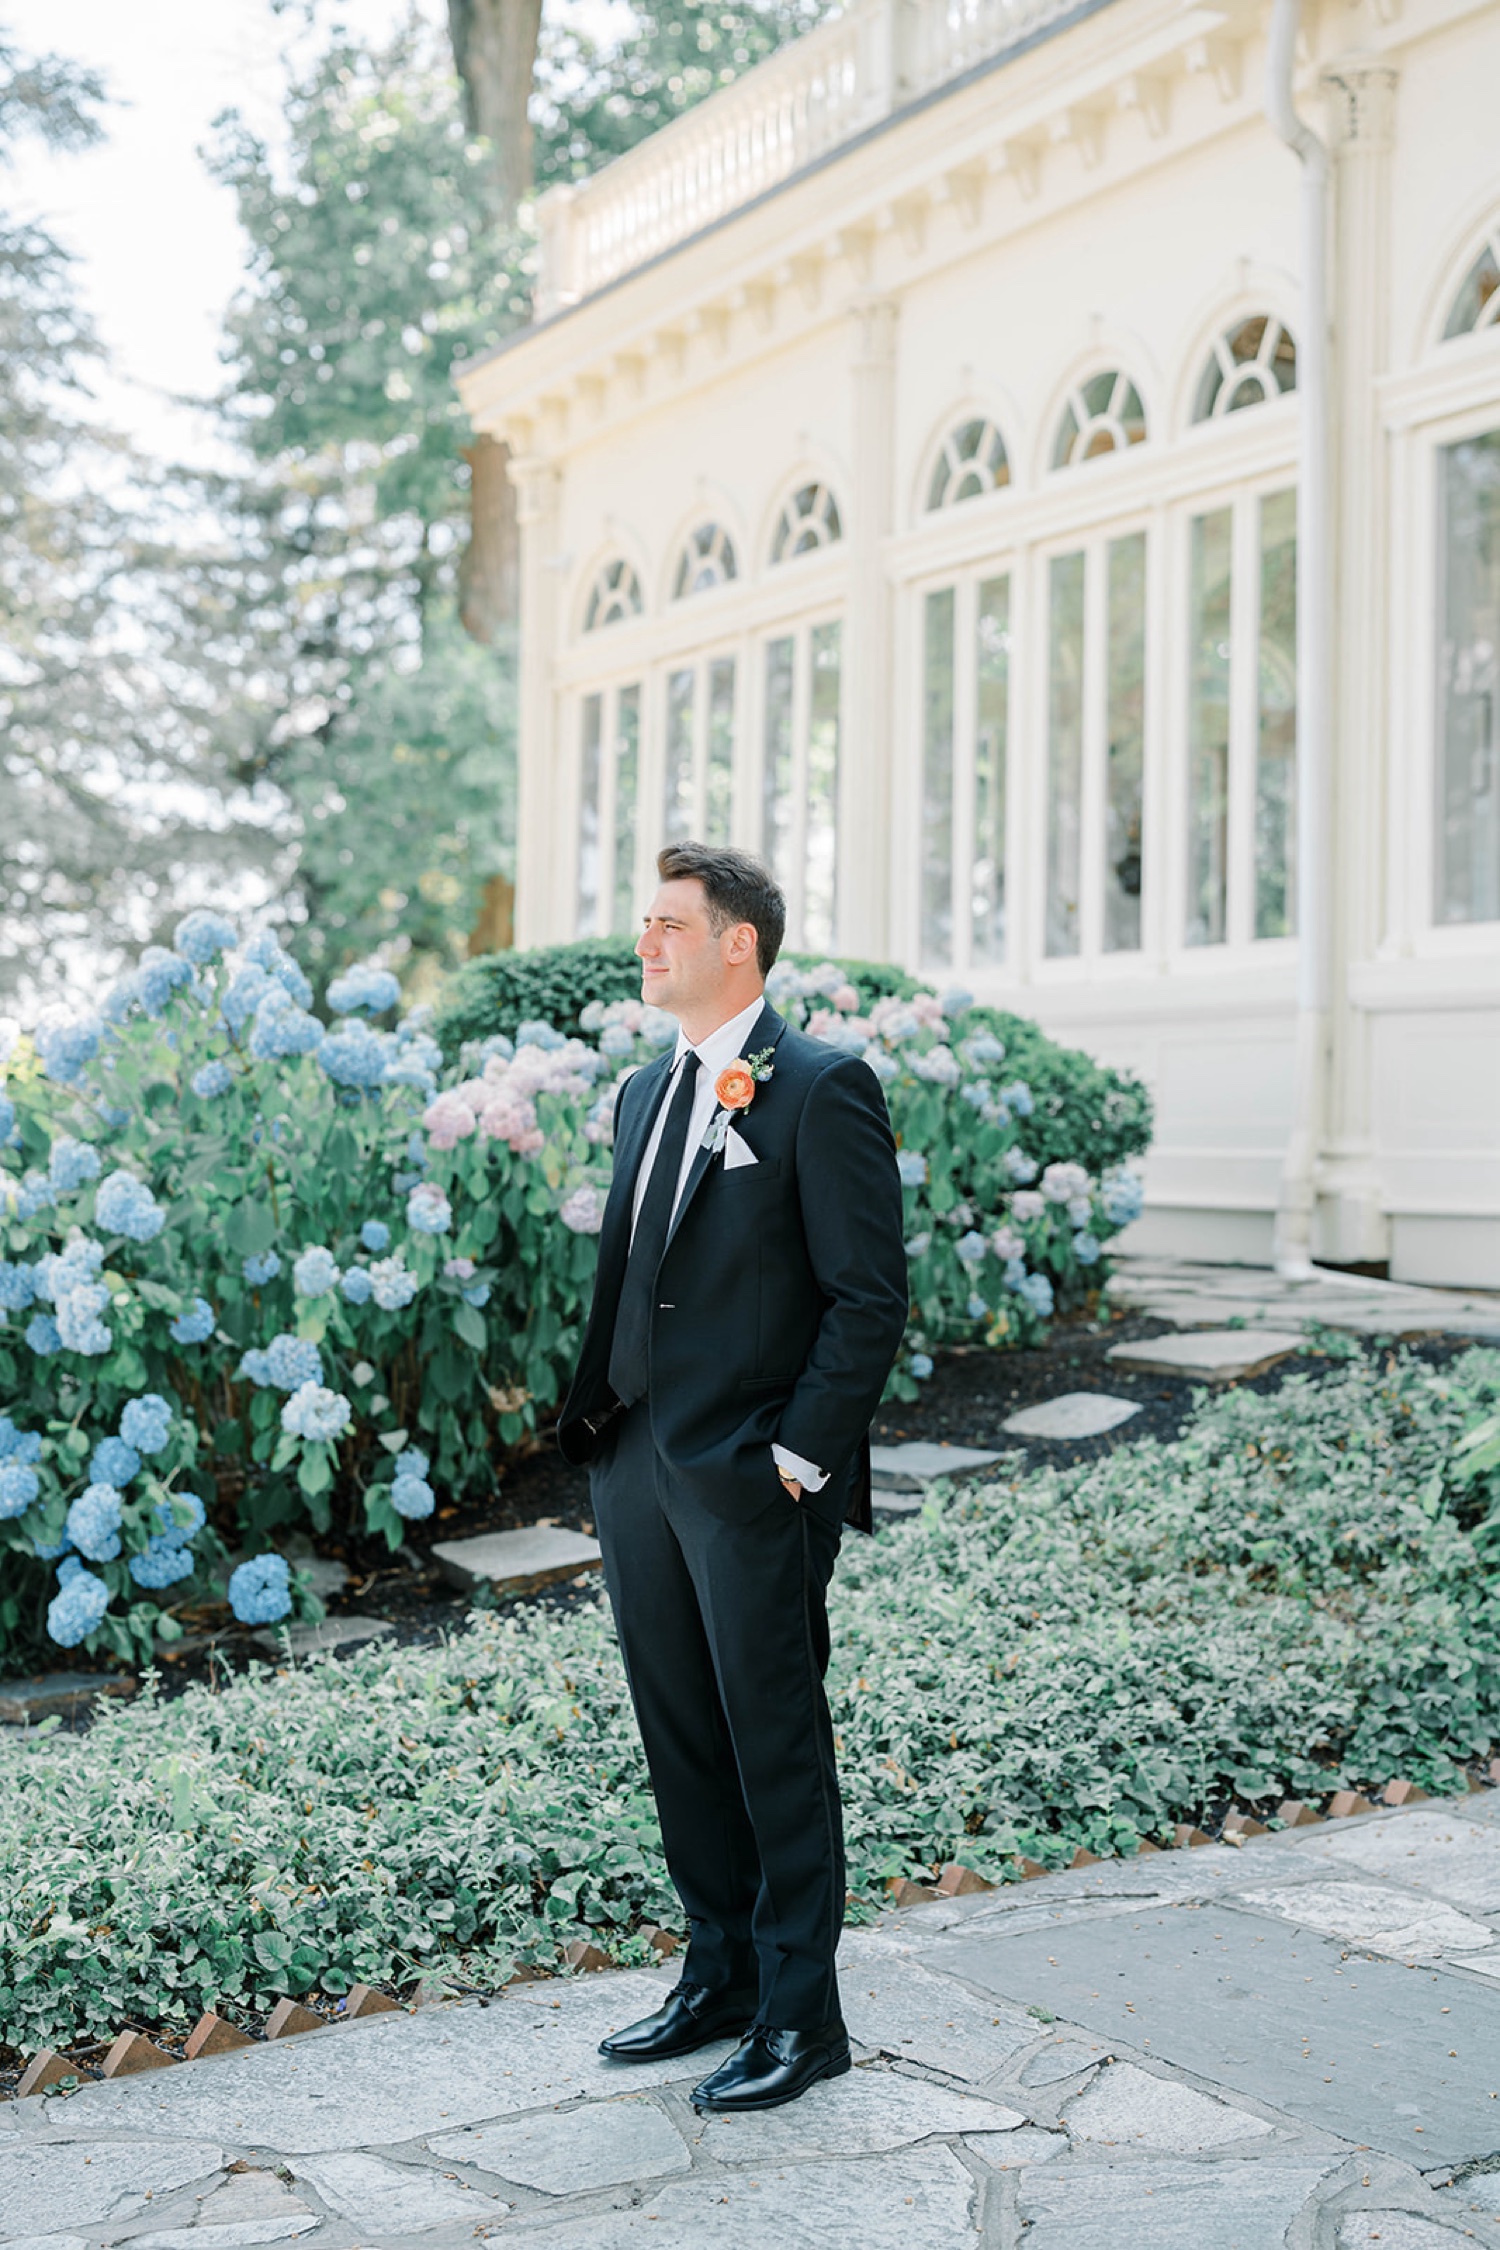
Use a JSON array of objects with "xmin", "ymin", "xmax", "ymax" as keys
[{"xmin": 772, "ymin": 1442, "xmax": 828, "ymax": 1492}]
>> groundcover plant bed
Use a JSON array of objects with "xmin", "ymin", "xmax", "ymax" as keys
[
  {"xmin": 3, "ymin": 1347, "xmax": 1498, "ymax": 2056},
  {"xmin": 0, "ymin": 920, "xmax": 1145, "ymax": 1670}
]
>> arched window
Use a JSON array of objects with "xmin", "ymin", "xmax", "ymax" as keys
[
  {"xmin": 1444, "ymin": 230, "xmax": 1500, "ymax": 339},
  {"xmin": 771, "ymin": 483, "xmax": 842, "ymax": 560},
  {"xmin": 1052, "ymin": 372, "xmax": 1148, "ymax": 469},
  {"xmin": 1193, "ymin": 316, "xmax": 1298, "ymax": 420},
  {"xmin": 926, "ymin": 418, "xmax": 1010, "ymax": 509},
  {"xmin": 583, "ymin": 558, "xmax": 643, "ymax": 631},
  {"xmin": 672, "ymin": 523, "xmax": 738, "ymax": 598}
]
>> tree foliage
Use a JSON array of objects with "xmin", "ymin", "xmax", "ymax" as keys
[
  {"xmin": 204, "ymin": 17, "xmax": 531, "ymax": 987},
  {"xmin": 0, "ymin": 35, "xmax": 280, "ymax": 1002}
]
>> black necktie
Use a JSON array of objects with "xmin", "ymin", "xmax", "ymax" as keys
[{"xmin": 608, "ymin": 1051, "xmax": 699, "ymax": 1406}]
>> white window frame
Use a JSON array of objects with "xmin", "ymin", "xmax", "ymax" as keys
[
  {"xmin": 1168, "ymin": 468, "xmax": 1300, "ymax": 960},
  {"xmin": 1031, "ymin": 513, "xmax": 1155, "ymax": 973},
  {"xmin": 659, "ymin": 647, "xmax": 741, "ymax": 851},
  {"xmin": 1383, "ymin": 372, "xmax": 1500, "ymax": 955},
  {"xmin": 754, "ymin": 605, "xmax": 846, "ymax": 951},
  {"xmin": 571, "ymin": 670, "xmax": 645, "ymax": 940},
  {"xmin": 908, "ymin": 559, "xmax": 1018, "ymax": 976}
]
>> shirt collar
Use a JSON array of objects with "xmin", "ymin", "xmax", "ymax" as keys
[{"xmin": 674, "ymin": 993, "xmax": 767, "ymax": 1079}]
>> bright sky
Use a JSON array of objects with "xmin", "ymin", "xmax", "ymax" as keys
[{"xmin": 3, "ymin": 0, "xmax": 422, "ymax": 464}]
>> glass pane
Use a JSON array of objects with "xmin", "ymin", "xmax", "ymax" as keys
[
  {"xmin": 1256, "ymin": 489, "xmax": 1298, "ymax": 938},
  {"xmin": 1186, "ymin": 509, "xmax": 1232, "ymax": 945},
  {"xmin": 577, "ymin": 693, "xmax": 602, "ymax": 937},
  {"xmin": 705, "ymin": 658, "xmax": 735, "ymax": 847},
  {"xmin": 921, "ymin": 587, "xmax": 956, "ymax": 965},
  {"xmin": 1045, "ymin": 551, "xmax": 1085, "ymax": 956},
  {"xmin": 1104, "ymin": 532, "xmax": 1146, "ymax": 952},
  {"xmin": 1437, "ymin": 430, "xmax": 1500, "ymax": 923},
  {"xmin": 612, "ymin": 684, "xmax": 640, "ymax": 936},
  {"xmin": 663, "ymin": 668, "xmax": 695, "ymax": 843},
  {"xmin": 806, "ymin": 623, "xmax": 841, "ymax": 951},
  {"xmin": 762, "ymin": 636, "xmax": 795, "ymax": 886},
  {"xmin": 972, "ymin": 577, "xmax": 1008, "ymax": 965}
]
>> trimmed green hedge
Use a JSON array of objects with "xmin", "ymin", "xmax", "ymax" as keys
[
  {"xmin": 433, "ymin": 940, "xmax": 924, "ymax": 1055},
  {"xmin": 434, "ymin": 942, "xmax": 1152, "ymax": 1179}
]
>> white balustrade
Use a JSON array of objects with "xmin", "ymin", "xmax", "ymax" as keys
[{"xmin": 533, "ymin": 0, "xmax": 1078, "ymax": 312}]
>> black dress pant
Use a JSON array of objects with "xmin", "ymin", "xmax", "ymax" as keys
[{"xmin": 589, "ymin": 1396, "xmax": 846, "ymax": 2030}]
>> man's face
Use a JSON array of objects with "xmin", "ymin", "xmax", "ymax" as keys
[{"xmin": 635, "ymin": 878, "xmax": 754, "ymax": 1016}]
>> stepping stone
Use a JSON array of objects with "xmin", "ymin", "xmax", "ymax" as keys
[
  {"xmin": 0, "ymin": 1671, "xmax": 136, "ymax": 1724},
  {"xmin": 290, "ymin": 2150, "xmax": 510, "ymax": 2231},
  {"xmin": 1308, "ymin": 1807, "xmax": 1500, "ymax": 1917},
  {"xmin": 1016, "ymin": 2158, "xmax": 1332, "ymax": 2248},
  {"xmin": 1061, "ymin": 2061, "xmax": 1272, "ymax": 2151},
  {"xmin": 695, "ymin": 2071, "xmax": 1021, "ymax": 2161},
  {"xmin": 252, "ymin": 1615, "xmax": 395, "ymax": 1658},
  {"xmin": 1002, "ymin": 1392, "xmax": 1141, "ymax": 1440},
  {"xmin": 1234, "ymin": 1878, "xmax": 1495, "ymax": 1961},
  {"xmin": 934, "ymin": 1901, "xmax": 1500, "ymax": 2165},
  {"xmin": 0, "ymin": 2141, "xmax": 226, "ymax": 2238},
  {"xmin": 1105, "ymin": 1329, "xmax": 1305, "ymax": 1381},
  {"xmin": 871, "ymin": 1490, "xmax": 923, "ymax": 1517},
  {"xmin": 868, "ymin": 1441, "xmax": 1003, "ymax": 1491},
  {"xmin": 431, "ymin": 2095, "xmax": 689, "ymax": 2193},
  {"xmin": 431, "ymin": 1526, "xmax": 602, "ymax": 1595}
]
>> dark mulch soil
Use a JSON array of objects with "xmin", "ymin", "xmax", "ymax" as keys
[{"xmin": 11, "ymin": 1311, "xmax": 1479, "ymax": 1724}]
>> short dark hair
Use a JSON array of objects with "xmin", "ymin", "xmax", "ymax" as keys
[{"xmin": 655, "ymin": 842, "xmax": 785, "ymax": 978}]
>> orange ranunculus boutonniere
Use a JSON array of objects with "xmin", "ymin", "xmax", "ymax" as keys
[
  {"xmin": 702, "ymin": 1043, "xmax": 775, "ymax": 1153},
  {"xmin": 715, "ymin": 1061, "xmax": 756, "ymax": 1111}
]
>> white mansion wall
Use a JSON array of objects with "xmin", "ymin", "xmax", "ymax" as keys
[{"xmin": 459, "ymin": 0, "xmax": 1500, "ymax": 1286}]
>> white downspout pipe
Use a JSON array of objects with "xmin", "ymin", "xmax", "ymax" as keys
[{"xmin": 1267, "ymin": 0, "xmax": 1332, "ymax": 1279}]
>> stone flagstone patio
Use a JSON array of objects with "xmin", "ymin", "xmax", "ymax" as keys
[{"xmin": 9, "ymin": 1795, "xmax": 1500, "ymax": 2247}]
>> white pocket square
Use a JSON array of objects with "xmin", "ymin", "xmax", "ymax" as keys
[{"xmin": 723, "ymin": 1124, "xmax": 759, "ymax": 1170}]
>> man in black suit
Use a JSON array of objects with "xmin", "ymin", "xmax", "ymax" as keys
[{"xmin": 557, "ymin": 841, "xmax": 909, "ymax": 2112}]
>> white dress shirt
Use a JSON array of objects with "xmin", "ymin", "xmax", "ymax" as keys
[{"xmin": 627, "ymin": 992, "xmax": 828, "ymax": 1493}]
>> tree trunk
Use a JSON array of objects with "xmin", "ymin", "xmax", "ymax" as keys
[
  {"xmin": 468, "ymin": 871, "xmax": 515, "ymax": 956},
  {"xmin": 447, "ymin": 0, "xmax": 543, "ymax": 640},
  {"xmin": 446, "ymin": 0, "xmax": 544, "ymax": 228},
  {"xmin": 459, "ymin": 433, "xmax": 519, "ymax": 643}
]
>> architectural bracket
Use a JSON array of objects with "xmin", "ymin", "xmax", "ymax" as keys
[
  {"xmin": 1002, "ymin": 136, "xmax": 1043, "ymax": 200},
  {"xmin": 1117, "ymin": 71, "xmax": 1170, "ymax": 138},
  {"xmin": 1185, "ymin": 32, "xmax": 1242, "ymax": 101},
  {"xmin": 941, "ymin": 161, "xmax": 987, "ymax": 229}
]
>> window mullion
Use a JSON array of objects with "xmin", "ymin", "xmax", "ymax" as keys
[
  {"xmin": 697, "ymin": 657, "xmax": 715, "ymax": 841},
  {"xmin": 1080, "ymin": 540, "xmax": 1108, "ymax": 959},
  {"xmin": 952, "ymin": 576, "xmax": 979, "ymax": 975},
  {"xmin": 1228, "ymin": 494, "xmax": 1261, "ymax": 946},
  {"xmin": 791, "ymin": 625, "xmax": 813, "ymax": 947}
]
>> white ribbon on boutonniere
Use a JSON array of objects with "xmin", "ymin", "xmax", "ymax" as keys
[{"xmin": 700, "ymin": 1044, "xmax": 775, "ymax": 1153}]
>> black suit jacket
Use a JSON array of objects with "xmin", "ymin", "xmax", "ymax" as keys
[{"xmin": 556, "ymin": 999, "xmax": 910, "ymax": 1532}]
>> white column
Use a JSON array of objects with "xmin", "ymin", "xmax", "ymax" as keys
[
  {"xmin": 508, "ymin": 452, "xmax": 564, "ymax": 947},
  {"xmin": 1315, "ymin": 57, "xmax": 1398, "ymax": 1265},
  {"xmin": 842, "ymin": 296, "xmax": 899, "ymax": 960}
]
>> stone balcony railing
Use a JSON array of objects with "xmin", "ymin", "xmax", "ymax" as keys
[{"xmin": 534, "ymin": 0, "xmax": 1085, "ymax": 313}]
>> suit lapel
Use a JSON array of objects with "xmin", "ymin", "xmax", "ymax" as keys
[{"xmin": 661, "ymin": 1000, "xmax": 787, "ymax": 1259}]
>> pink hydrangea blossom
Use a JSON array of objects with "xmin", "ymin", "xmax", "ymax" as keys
[
  {"xmin": 832, "ymin": 984, "xmax": 861, "ymax": 1012},
  {"xmin": 423, "ymin": 1090, "xmax": 477, "ymax": 1151},
  {"xmin": 559, "ymin": 1184, "xmax": 605, "ymax": 1234},
  {"xmin": 1010, "ymin": 1191, "xmax": 1045, "ymax": 1223}
]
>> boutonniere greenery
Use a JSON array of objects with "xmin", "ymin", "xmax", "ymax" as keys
[{"xmin": 701, "ymin": 1045, "xmax": 776, "ymax": 1153}]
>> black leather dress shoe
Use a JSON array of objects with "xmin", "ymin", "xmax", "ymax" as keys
[
  {"xmin": 598, "ymin": 1980, "xmax": 759, "ymax": 2062},
  {"xmin": 690, "ymin": 2020, "xmax": 852, "ymax": 2111}
]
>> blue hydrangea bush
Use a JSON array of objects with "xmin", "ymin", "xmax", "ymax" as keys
[{"xmin": 0, "ymin": 922, "xmax": 1146, "ymax": 1666}]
